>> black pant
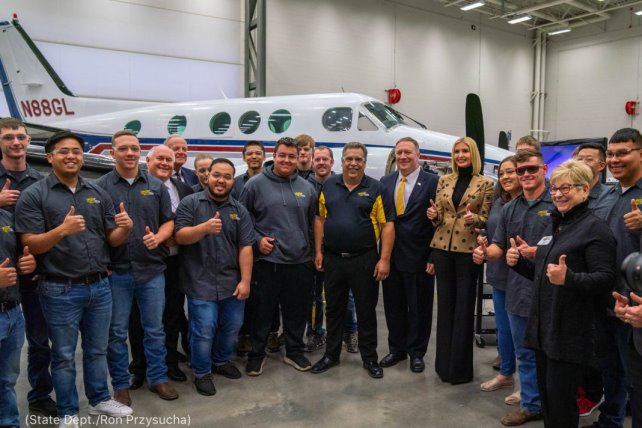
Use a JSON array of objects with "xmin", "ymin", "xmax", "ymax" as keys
[
  {"xmin": 238, "ymin": 294, "xmax": 281, "ymax": 336},
  {"xmin": 382, "ymin": 266, "xmax": 434, "ymax": 359},
  {"xmin": 248, "ymin": 261, "xmax": 312, "ymax": 360},
  {"xmin": 536, "ymin": 351, "xmax": 583, "ymax": 428},
  {"xmin": 432, "ymin": 249, "xmax": 478, "ymax": 384},
  {"xmin": 629, "ymin": 340, "xmax": 642, "ymax": 427},
  {"xmin": 581, "ymin": 364, "xmax": 604, "ymax": 402},
  {"xmin": 323, "ymin": 249, "xmax": 379, "ymax": 362}
]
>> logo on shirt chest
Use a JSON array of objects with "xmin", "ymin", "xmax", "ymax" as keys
[
  {"xmin": 294, "ymin": 192, "xmax": 306, "ymax": 198},
  {"xmin": 140, "ymin": 189, "xmax": 155, "ymax": 197},
  {"xmin": 357, "ymin": 191, "xmax": 370, "ymax": 197},
  {"xmin": 229, "ymin": 213, "xmax": 240, "ymax": 221},
  {"xmin": 633, "ymin": 198, "xmax": 642, "ymax": 207},
  {"xmin": 85, "ymin": 197, "xmax": 100, "ymax": 204},
  {"xmin": 1, "ymin": 225, "xmax": 13, "ymax": 233},
  {"xmin": 536, "ymin": 209, "xmax": 549, "ymax": 217}
]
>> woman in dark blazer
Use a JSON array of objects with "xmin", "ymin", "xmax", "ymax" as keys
[
  {"xmin": 507, "ymin": 160, "xmax": 616, "ymax": 428},
  {"xmin": 426, "ymin": 136, "xmax": 494, "ymax": 384}
]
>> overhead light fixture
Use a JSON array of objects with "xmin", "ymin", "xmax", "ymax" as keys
[
  {"xmin": 635, "ymin": 10, "xmax": 642, "ymax": 15},
  {"xmin": 461, "ymin": 2, "xmax": 484, "ymax": 11},
  {"xmin": 548, "ymin": 28, "xmax": 571, "ymax": 35},
  {"xmin": 508, "ymin": 15, "xmax": 531, "ymax": 24}
]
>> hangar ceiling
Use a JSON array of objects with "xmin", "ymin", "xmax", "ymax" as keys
[{"xmin": 443, "ymin": 0, "xmax": 642, "ymax": 33}]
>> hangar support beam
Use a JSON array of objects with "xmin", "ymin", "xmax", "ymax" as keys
[{"xmin": 245, "ymin": 0, "xmax": 266, "ymax": 97}]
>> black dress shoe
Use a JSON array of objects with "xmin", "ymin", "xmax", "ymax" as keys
[
  {"xmin": 28, "ymin": 397, "xmax": 57, "ymax": 417},
  {"xmin": 410, "ymin": 357, "xmax": 425, "ymax": 373},
  {"xmin": 168, "ymin": 365, "xmax": 187, "ymax": 382},
  {"xmin": 311, "ymin": 356, "xmax": 339, "ymax": 374},
  {"xmin": 130, "ymin": 373, "xmax": 145, "ymax": 390},
  {"xmin": 363, "ymin": 360, "xmax": 384, "ymax": 379},
  {"xmin": 379, "ymin": 353, "xmax": 407, "ymax": 368}
]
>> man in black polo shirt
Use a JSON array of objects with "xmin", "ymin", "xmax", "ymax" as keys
[
  {"xmin": 15, "ymin": 131, "xmax": 134, "ymax": 425},
  {"xmin": 96, "ymin": 131, "xmax": 177, "ymax": 406},
  {"xmin": 311, "ymin": 141, "xmax": 395, "ymax": 379},
  {"xmin": 175, "ymin": 158, "xmax": 254, "ymax": 395}
]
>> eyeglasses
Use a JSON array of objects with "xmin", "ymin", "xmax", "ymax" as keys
[
  {"xmin": 343, "ymin": 156, "xmax": 365, "ymax": 163},
  {"xmin": 605, "ymin": 148, "xmax": 641, "ymax": 158},
  {"xmin": 515, "ymin": 165, "xmax": 544, "ymax": 176},
  {"xmin": 0, "ymin": 134, "xmax": 28, "ymax": 142},
  {"xmin": 51, "ymin": 148, "xmax": 83, "ymax": 156},
  {"xmin": 275, "ymin": 152, "xmax": 297, "ymax": 160},
  {"xmin": 549, "ymin": 184, "xmax": 584, "ymax": 195},
  {"xmin": 498, "ymin": 168, "xmax": 516, "ymax": 178}
]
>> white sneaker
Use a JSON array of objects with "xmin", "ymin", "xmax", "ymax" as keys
[
  {"xmin": 88, "ymin": 398, "xmax": 133, "ymax": 416},
  {"xmin": 59, "ymin": 415, "xmax": 79, "ymax": 428}
]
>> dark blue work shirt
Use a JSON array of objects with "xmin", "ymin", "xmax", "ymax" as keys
[
  {"xmin": 15, "ymin": 174, "xmax": 117, "ymax": 277},
  {"xmin": 95, "ymin": 169, "xmax": 174, "ymax": 283},
  {"xmin": 0, "ymin": 163, "xmax": 45, "ymax": 213},
  {"xmin": 175, "ymin": 193, "xmax": 254, "ymax": 301},
  {"xmin": 486, "ymin": 197, "xmax": 510, "ymax": 291},
  {"xmin": 0, "ymin": 210, "xmax": 19, "ymax": 303},
  {"xmin": 492, "ymin": 188, "xmax": 554, "ymax": 317},
  {"xmin": 589, "ymin": 182, "xmax": 618, "ymax": 221}
]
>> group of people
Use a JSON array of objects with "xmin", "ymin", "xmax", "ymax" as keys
[{"xmin": 2, "ymin": 114, "xmax": 642, "ymax": 428}]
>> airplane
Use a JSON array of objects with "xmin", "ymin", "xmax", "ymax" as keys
[{"xmin": 0, "ymin": 17, "xmax": 512, "ymax": 178}]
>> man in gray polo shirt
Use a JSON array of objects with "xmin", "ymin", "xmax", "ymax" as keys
[
  {"xmin": 175, "ymin": 158, "xmax": 254, "ymax": 396},
  {"xmin": 15, "ymin": 131, "xmax": 134, "ymax": 427},
  {"xmin": 95, "ymin": 130, "xmax": 177, "ymax": 406}
]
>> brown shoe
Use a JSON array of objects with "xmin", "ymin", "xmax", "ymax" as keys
[
  {"xmin": 500, "ymin": 408, "xmax": 542, "ymax": 426},
  {"xmin": 149, "ymin": 382, "xmax": 179, "ymax": 401},
  {"xmin": 113, "ymin": 388, "xmax": 131, "ymax": 406}
]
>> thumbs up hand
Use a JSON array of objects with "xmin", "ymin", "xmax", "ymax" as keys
[
  {"xmin": 546, "ymin": 254, "xmax": 567, "ymax": 285},
  {"xmin": 114, "ymin": 202, "xmax": 133, "ymax": 230},
  {"xmin": 0, "ymin": 179, "xmax": 20, "ymax": 207},
  {"xmin": 472, "ymin": 241, "xmax": 487, "ymax": 265},
  {"xmin": 0, "ymin": 258, "xmax": 17, "ymax": 287},
  {"xmin": 506, "ymin": 238, "xmax": 520, "ymax": 266},
  {"xmin": 143, "ymin": 225, "xmax": 159, "ymax": 250},
  {"xmin": 17, "ymin": 246, "xmax": 36, "ymax": 275},
  {"xmin": 204, "ymin": 211, "xmax": 223, "ymax": 235},
  {"xmin": 463, "ymin": 203, "xmax": 475, "ymax": 226},
  {"xmin": 61, "ymin": 206, "xmax": 85, "ymax": 237},
  {"xmin": 624, "ymin": 199, "xmax": 642, "ymax": 231},
  {"xmin": 426, "ymin": 199, "xmax": 439, "ymax": 221},
  {"xmin": 515, "ymin": 235, "xmax": 536, "ymax": 260}
]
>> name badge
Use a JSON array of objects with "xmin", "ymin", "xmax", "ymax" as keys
[{"xmin": 537, "ymin": 236, "xmax": 552, "ymax": 246}]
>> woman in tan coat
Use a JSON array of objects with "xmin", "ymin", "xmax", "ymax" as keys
[{"xmin": 427, "ymin": 136, "xmax": 494, "ymax": 384}]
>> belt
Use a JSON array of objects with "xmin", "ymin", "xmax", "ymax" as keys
[
  {"xmin": 0, "ymin": 300, "xmax": 19, "ymax": 312},
  {"xmin": 326, "ymin": 247, "xmax": 375, "ymax": 259},
  {"xmin": 42, "ymin": 272, "xmax": 108, "ymax": 285}
]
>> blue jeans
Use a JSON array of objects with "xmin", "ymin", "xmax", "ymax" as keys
[
  {"xmin": 39, "ymin": 278, "xmax": 112, "ymax": 417},
  {"xmin": 344, "ymin": 290, "xmax": 357, "ymax": 334},
  {"xmin": 108, "ymin": 271, "xmax": 167, "ymax": 390},
  {"xmin": 188, "ymin": 296, "xmax": 245, "ymax": 378},
  {"xmin": 508, "ymin": 312, "xmax": 541, "ymax": 413},
  {"xmin": 493, "ymin": 288, "xmax": 515, "ymax": 377},
  {"xmin": 0, "ymin": 306, "xmax": 24, "ymax": 428},
  {"xmin": 596, "ymin": 316, "xmax": 631, "ymax": 428}
]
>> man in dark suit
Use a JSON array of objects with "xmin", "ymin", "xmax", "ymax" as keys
[
  {"xmin": 379, "ymin": 137, "xmax": 438, "ymax": 373},
  {"xmin": 165, "ymin": 135, "xmax": 198, "ymax": 187}
]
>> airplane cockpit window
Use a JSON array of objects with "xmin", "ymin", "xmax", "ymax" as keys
[
  {"xmin": 124, "ymin": 120, "xmax": 141, "ymax": 135},
  {"xmin": 239, "ymin": 111, "xmax": 261, "ymax": 134},
  {"xmin": 363, "ymin": 102, "xmax": 403, "ymax": 129},
  {"xmin": 322, "ymin": 107, "xmax": 352, "ymax": 132},
  {"xmin": 357, "ymin": 113, "xmax": 377, "ymax": 131},
  {"xmin": 210, "ymin": 112, "xmax": 231, "ymax": 135},
  {"xmin": 167, "ymin": 115, "xmax": 187, "ymax": 135},
  {"xmin": 268, "ymin": 109, "xmax": 292, "ymax": 134}
]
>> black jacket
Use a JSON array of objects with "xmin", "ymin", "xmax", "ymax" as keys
[{"xmin": 512, "ymin": 201, "xmax": 616, "ymax": 367}]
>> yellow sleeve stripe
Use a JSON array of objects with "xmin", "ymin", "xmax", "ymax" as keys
[
  {"xmin": 318, "ymin": 191, "xmax": 327, "ymax": 219},
  {"xmin": 369, "ymin": 194, "xmax": 386, "ymax": 241}
]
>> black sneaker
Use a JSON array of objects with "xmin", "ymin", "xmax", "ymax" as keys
[
  {"xmin": 305, "ymin": 333, "xmax": 326, "ymax": 352},
  {"xmin": 29, "ymin": 397, "xmax": 57, "ymax": 416},
  {"xmin": 246, "ymin": 357, "xmax": 265, "ymax": 376},
  {"xmin": 283, "ymin": 354, "xmax": 312, "ymax": 371},
  {"xmin": 213, "ymin": 362, "xmax": 242, "ymax": 379},
  {"xmin": 194, "ymin": 374, "xmax": 216, "ymax": 396},
  {"xmin": 266, "ymin": 332, "xmax": 282, "ymax": 353}
]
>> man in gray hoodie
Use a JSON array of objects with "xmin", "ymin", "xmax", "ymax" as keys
[{"xmin": 240, "ymin": 137, "xmax": 317, "ymax": 376}]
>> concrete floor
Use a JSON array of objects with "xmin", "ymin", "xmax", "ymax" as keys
[{"xmin": 15, "ymin": 293, "xmax": 625, "ymax": 428}]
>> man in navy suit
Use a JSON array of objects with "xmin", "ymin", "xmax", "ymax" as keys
[
  {"xmin": 379, "ymin": 137, "xmax": 438, "ymax": 373},
  {"xmin": 165, "ymin": 135, "xmax": 198, "ymax": 187}
]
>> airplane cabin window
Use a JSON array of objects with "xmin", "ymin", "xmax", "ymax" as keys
[
  {"xmin": 210, "ymin": 112, "xmax": 231, "ymax": 135},
  {"xmin": 322, "ymin": 107, "xmax": 352, "ymax": 132},
  {"xmin": 239, "ymin": 111, "xmax": 261, "ymax": 134},
  {"xmin": 268, "ymin": 109, "xmax": 292, "ymax": 134},
  {"xmin": 358, "ymin": 113, "xmax": 377, "ymax": 131},
  {"xmin": 167, "ymin": 115, "xmax": 187, "ymax": 135},
  {"xmin": 124, "ymin": 120, "xmax": 141, "ymax": 134}
]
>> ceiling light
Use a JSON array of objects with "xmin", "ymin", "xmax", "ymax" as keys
[
  {"xmin": 508, "ymin": 15, "xmax": 531, "ymax": 24},
  {"xmin": 548, "ymin": 28, "xmax": 571, "ymax": 35},
  {"xmin": 636, "ymin": 10, "xmax": 642, "ymax": 15},
  {"xmin": 461, "ymin": 2, "xmax": 484, "ymax": 11}
]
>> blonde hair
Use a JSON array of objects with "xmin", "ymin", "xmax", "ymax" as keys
[
  {"xmin": 451, "ymin": 137, "xmax": 482, "ymax": 175},
  {"xmin": 550, "ymin": 160, "xmax": 593, "ymax": 187}
]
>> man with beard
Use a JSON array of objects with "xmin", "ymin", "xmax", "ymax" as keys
[
  {"xmin": 165, "ymin": 135, "xmax": 198, "ymax": 187},
  {"xmin": 174, "ymin": 158, "xmax": 254, "ymax": 396}
]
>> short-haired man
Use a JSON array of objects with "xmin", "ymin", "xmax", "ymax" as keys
[
  {"xmin": 473, "ymin": 148, "xmax": 549, "ymax": 425},
  {"xmin": 165, "ymin": 135, "xmax": 198, "ymax": 187},
  {"xmin": 0, "ymin": 118, "xmax": 55, "ymax": 417},
  {"xmin": 95, "ymin": 131, "xmax": 177, "ymax": 406},
  {"xmin": 515, "ymin": 135, "xmax": 541, "ymax": 153},
  {"xmin": 311, "ymin": 142, "xmax": 395, "ymax": 379},
  {"xmin": 240, "ymin": 137, "xmax": 317, "ymax": 375},
  {"xmin": 175, "ymin": 158, "xmax": 254, "ymax": 395},
  {"xmin": 15, "ymin": 131, "xmax": 134, "ymax": 426},
  {"xmin": 379, "ymin": 137, "xmax": 438, "ymax": 373},
  {"xmin": 232, "ymin": 140, "xmax": 265, "ymax": 199},
  {"xmin": 295, "ymin": 134, "xmax": 315, "ymax": 180},
  {"xmin": 193, "ymin": 154, "xmax": 213, "ymax": 192}
]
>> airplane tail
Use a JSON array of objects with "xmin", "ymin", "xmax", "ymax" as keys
[{"xmin": 0, "ymin": 18, "xmax": 151, "ymax": 124}]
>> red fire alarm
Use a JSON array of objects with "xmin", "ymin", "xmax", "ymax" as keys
[
  {"xmin": 387, "ymin": 88, "xmax": 401, "ymax": 104},
  {"xmin": 626, "ymin": 100, "xmax": 639, "ymax": 116}
]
